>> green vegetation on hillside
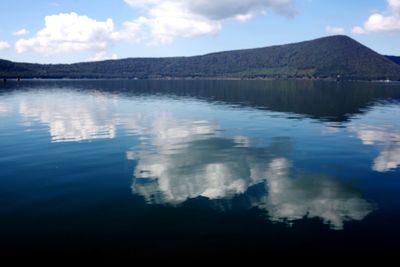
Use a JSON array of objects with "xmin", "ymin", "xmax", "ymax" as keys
[
  {"xmin": 386, "ymin": 55, "xmax": 400, "ymax": 66},
  {"xmin": 1, "ymin": 35, "xmax": 400, "ymax": 80}
]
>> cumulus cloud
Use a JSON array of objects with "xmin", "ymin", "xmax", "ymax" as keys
[
  {"xmin": 125, "ymin": 0, "xmax": 296, "ymax": 19},
  {"xmin": 325, "ymin": 26, "xmax": 345, "ymax": 35},
  {"xmin": 353, "ymin": 0, "xmax": 400, "ymax": 34},
  {"xmin": 0, "ymin": 41, "xmax": 10, "ymax": 50},
  {"xmin": 124, "ymin": 0, "xmax": 296, "ymax": 44},
  {"xmin": 183, "ymin": 0, "xmax": 296, "ymax": 20},
  {"xmin": 88, "ymin": 51, "xmax": 118, "ymax": 61},
  {"xmin": 13, "ymin": 0, "xmax": 297, "ymax": 54},
  {"xmin": 131, "ymin": 2, "xmax": 222, "ymax": 44},
  {"xmin": 12, "ymin": 28, "xmax": 29, "ymax": 36},
  {"xmin": 15, "ymin": 12, "xmax": 123, "ymax": 54}
]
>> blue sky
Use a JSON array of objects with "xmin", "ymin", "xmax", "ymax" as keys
[{"xmin": 0, "ymin": 0, "xmax": 399, "ymax": 63}]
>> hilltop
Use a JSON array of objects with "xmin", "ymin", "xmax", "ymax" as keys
[{"xmin": 1, "ymin": 35, "xmax": 400, "ymax": 81}]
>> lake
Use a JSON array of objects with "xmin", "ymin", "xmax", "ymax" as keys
[{"xmin": 0, "ymin": 80, "xmax": 399, "ymax": 258}]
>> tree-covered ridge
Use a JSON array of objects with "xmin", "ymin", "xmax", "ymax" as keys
[
  {"xmin": 1, "ymin": 35, "xmax": 400, "ymax": 80},
  {"xmin": 386, "ymin": 55, "xmax": 400, "ymax": 66}
]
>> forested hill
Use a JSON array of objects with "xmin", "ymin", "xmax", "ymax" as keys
[
  {"xmin": 386, "ymin": 55, "xmax": 400, "ymax": 66},
  {"xmin": 1, "ymin": 35, "xmax": 400, "ymax": 81}
]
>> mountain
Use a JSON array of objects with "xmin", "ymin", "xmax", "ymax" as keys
[
  {"xmin": 1, "ymin": 35, "xmax": 400, "ymax": 81},
  {"xmin": 386, "ymin": 55, "xmax": 400, "ymax": 65}
]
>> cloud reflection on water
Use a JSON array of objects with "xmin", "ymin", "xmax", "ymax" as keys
[
  {"xmin": 263, "ymin": 158, "xmax": 374, "ymax": 230},
  {"xmin": 13, "ymin": 91, "xmax": 377, "ymax": 229},
  {"xmin": 0, "ymin": 102, "xmax": 10, "ymax": 114},
  {"xmin": 129, "ymin": 115, "xmax": 375, "ymax": 230},
  {"xmin": 351, "ymin": 124, "xmax": 400, "ymax": 172},
  {"xmin": 18, "ymin": 93, "xmax": 118, "ymax": 142}
]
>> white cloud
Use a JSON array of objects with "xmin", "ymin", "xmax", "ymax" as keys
[
  {"xmin": 186, "ymin": 0, "xmax": 297, "ymax": 20},
  {"xmin": 352, "ymin": 26, "xmax": 366, "ymax": 34},
  {"xmin": 389, "ymin": 0, "xmax": 400, "ymax": 13},
  {"xmin": 124, "ymin": 2, "xmax": 222, "ymax": 45},
  {"xmin": 15, "ymin": 12, "xmax": 121, "ymax": 54},
  {"xmin": 325, "ymin": 26, "xmax": 345, "ymax": 35},
  {"xmin": 12, "ymin": 28, "xmax": 29, "ymax": 36},
  {"xmin": 124, "ymin": 0, "xmax": 296, "ymax": 44},
  {"xmin": 117, "ymin": 20, "xmax": 143, "ymax": 41},
  {"xmin": 13, "ymin": 0, "xmax": 297, "ymax": 55},
  {"xmin": 235, "ymin": 13, "xmax": 255, "ymax": 22},
  {"xmin": 364, "ymin": 13, "xmax": 400, "ymax": 32},
  {"xmin": 0, "ymin": 41, "xmax": 10, "ymax": 50},
  {"xmin": 88, "ymin": 51, "xmax": 118, "ymax": 61},
  {"xmin": 353, "ymin": 0, "xmax": 400, "ymax": 34},
  {"xmin": 124, "ymin": 0, "xmax": 161, "ymax": 8}
]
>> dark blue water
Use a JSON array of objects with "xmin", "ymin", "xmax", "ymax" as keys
[{"xmin": 0, "ymin": 80, "xmax": 399, "ymax": 258}]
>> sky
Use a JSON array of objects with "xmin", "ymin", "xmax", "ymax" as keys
[{"xmin": 0, "ymin": 0, "xmax": 399, "ymax": 63}]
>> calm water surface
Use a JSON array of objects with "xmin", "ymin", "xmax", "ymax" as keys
[{"xmin": 0, "ymin": 80, "xmax": 399, "ymax": 257}]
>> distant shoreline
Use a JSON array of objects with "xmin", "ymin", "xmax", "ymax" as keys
[
  {"xmin": 1, "ymin": 77, "xmax": 398, "ymax": 83},
  {"xmin": 2, "ymin": 36, "xmax": 400, "ymax": 83}
]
